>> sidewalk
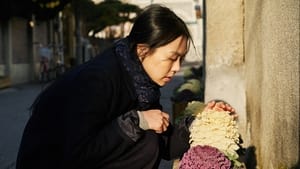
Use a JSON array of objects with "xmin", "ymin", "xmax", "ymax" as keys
[
  {"xmin": 0, "ymin": 62, "xmax": 198, "ymax": 169},
  {"xmin": 0, "ymin": 83, "xmax": 44, "ymax": 169}
]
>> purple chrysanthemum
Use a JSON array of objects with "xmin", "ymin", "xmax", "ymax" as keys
[{"xmin": 179, "ymin": 145, "xmax": 232, "ymax": 169}]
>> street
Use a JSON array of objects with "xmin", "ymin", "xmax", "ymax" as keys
[{"xmin": 0, "ymin": 83, "xmax": 43, "ymax": 169}]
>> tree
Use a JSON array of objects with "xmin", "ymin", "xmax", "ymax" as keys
[
  {"xmin": 0, "ymin": 0, "xmax": 32, "ymax": 20},
  {"xmin": 0, "ymin": 0, "xmax": 71, "ymax": 21},
  {"xmin": 76, "ymin": 0, "xmax": 141, "ymax": 37},
  {"xmin": 32, "ymin": 0, "xmax": 71, "ymax": 20},
  {"xmin": 70, "ymin": 0, "xmax": 140, "ymax": 65}
]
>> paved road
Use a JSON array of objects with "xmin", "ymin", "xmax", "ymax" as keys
[
  {"xmin": 0, "ymin": 83, "xmax": 43, "ymax": 169},
  {"xmin": 0, "ymin": 63, "xmax": 193, "ymax": 169}
]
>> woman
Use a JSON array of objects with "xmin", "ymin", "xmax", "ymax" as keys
[{"xmin": 16, "ymin": 4, "xmax": 234, "ymax": 169}]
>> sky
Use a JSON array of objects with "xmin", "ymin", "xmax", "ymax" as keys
[{"xmin": 92, "ymin": 0, "xmax": 104, "ymax": 4}]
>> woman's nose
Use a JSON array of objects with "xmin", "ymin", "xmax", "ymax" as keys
[{"xmin": 171, "ymin": 59, "xmax": 181, "ymax": 73}]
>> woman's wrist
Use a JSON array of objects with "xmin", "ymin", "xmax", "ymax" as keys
[{"xmin": 137, "ymin": 110, "xmax": 150, "ymax": 130}]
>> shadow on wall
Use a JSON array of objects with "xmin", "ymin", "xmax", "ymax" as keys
[
  {"xmin": 291, "ymin": 161, "xmax": 300, "ymax": 169},
  {"xmin": 241, "ymin": 146, "xmax": 300, "ymax": 169},
  {"xmin": 243, "ymin": 146, "xmax": 257, "ymax": 169},
  {"xmin": 237, "ymin": 135, "xmax": 257, "ymax": 169}
]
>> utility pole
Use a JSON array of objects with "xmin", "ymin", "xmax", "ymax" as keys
[
  {"xmin": 73, "ymin": 0, "xmax": 82, "ymax": 66},
  {"xmin": 58, "ymin": 11, "xmax": 64, "ymax": 65},
  {"xmin": 31, "ymin": 14, "xmax": 38, "ymax": 81}
]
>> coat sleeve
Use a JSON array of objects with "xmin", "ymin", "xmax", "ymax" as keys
[
  {"xmin": 60, "ymin": 68, "xmax": 144, "ymax": 167},
  {"xmin": 160, "ymin": 116, "xmax": 195, "ymax": 160}
]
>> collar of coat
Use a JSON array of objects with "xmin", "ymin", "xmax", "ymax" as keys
[{"xmin": 114, "ymin": 38, "xmax": 161, "ymax": 111}]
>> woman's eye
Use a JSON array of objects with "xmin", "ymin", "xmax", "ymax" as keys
[
  {"xmin": 180, "ymin": 57, "xmax": 184, "ymax": 63},
  {"xmin": 169, "ymin": 57, "xmax": 177, "ymax": 61},
  {"xmin": 169, "ymin": 56, "xmax": 178, "ymax": 61}
]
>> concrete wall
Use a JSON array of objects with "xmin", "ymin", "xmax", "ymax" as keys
[
  {"xmin": 205, "ymin": 0, "xmax": 299, "ymax": 168},
  {"xmin": 10, "ymin": 18, "xmax": 32, "ymax": 84},
  {"xmin": 244, "ymin": 0, "xmax": 299, "ymax": 168},
  {"xmin": 204, "ymin": 0, "xmax": 247, "ymax": 141}
]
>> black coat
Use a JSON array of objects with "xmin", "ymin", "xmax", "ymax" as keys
[{"xmin": 16, "ymin": 45, "xmax": 190, "ymax": 169}]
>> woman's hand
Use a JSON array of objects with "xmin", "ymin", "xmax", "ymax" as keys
[
  {"xmin": 204, "ymin": 100, "xmax": 238, "ymax": 119},
  {"xmin": 142, "ymin": 109, "xmax": 170, "ymax": 133}
]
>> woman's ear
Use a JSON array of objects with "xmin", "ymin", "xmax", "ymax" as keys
[{"xmin": 136, "ymin": 44, "xmax": 150, "ymax": 61}]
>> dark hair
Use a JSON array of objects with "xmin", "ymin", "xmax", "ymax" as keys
[{"xmin": 128, "ymin": 4, "xmax": 193, "ymax": 51}]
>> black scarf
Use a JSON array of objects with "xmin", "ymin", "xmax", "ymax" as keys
[{"xmin": 115, "ymin": 38, "xmax": 161, "ymax": 111}]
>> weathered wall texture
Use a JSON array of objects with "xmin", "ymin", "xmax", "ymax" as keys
[
  {"xmin": 205, "ymin": 0, "xmax": 299, "ymax": 168},
  {"xmin": 244, "ymin": 0, "xmax": 299, "ymax": 168},
  {"xmin": 204, "ymin": 0, "xmax": 247, "ymax": 141}
]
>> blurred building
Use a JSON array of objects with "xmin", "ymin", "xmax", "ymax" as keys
[
  {"xmin": 0, "ymin": 5, "xmax": 85, "ymax": 87},
  {"xmin": 0, "ymin": 16, "xmax": 65, "ymax": 86},
  {"xmin": 95, "ymin": 0, "xmax": 204, "ymax": 63}
]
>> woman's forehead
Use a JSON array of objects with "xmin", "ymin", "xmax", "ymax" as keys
[{"xmin": 166, "ymin": 36, "xmax": 188, "ymax": 52}]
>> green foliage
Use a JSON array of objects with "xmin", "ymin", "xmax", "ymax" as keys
[
  {"xmin": 183, "ymin": 68, "xmax": 194, "ymax": 79},
  {"xmin": 33, "ymin": 0, "xmax": 71, "ymax": 20},
  {"xmin": 183, "ymin": 66, "xmax": 203, "ymax": 80},
  {"xmin": 175, "ymin": 79, "xmax": 203, "ymax": 96},
  {"xmin": 174, "ymin": 101, "xmax": 206, "ymax": 125},
  {"xmin": 181, "ymin": 101, "xmax": 206, "ymax": 116},
  {"xmin": 0, "ymin": 0, "xmax": 71, "ymax": 20},
  {"xmin": 76, "ymin": 0, "xmax": 141, "ymax": 36},
  {"xmin": 0, "ymin": 1, "xmax": 29, "ymax": 20}
]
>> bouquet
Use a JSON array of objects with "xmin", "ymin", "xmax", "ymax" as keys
[{"xmin": 179, "ymin": 101, "xmax": 245, "ymax": 169}]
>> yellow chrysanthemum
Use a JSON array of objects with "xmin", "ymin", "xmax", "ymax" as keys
[{"xmin": 189, "ymin": 109, "xmax": 240, "ymax": 159}]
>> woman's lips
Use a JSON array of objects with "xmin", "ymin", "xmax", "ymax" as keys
[{"xmin": 163, "ymin": 76, "xmax": 172, "ymax": 83}]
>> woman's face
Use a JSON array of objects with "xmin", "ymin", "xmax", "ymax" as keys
[{"xmin": 137, "ymin": 36, "xmax": 188, "ymax": 86}]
